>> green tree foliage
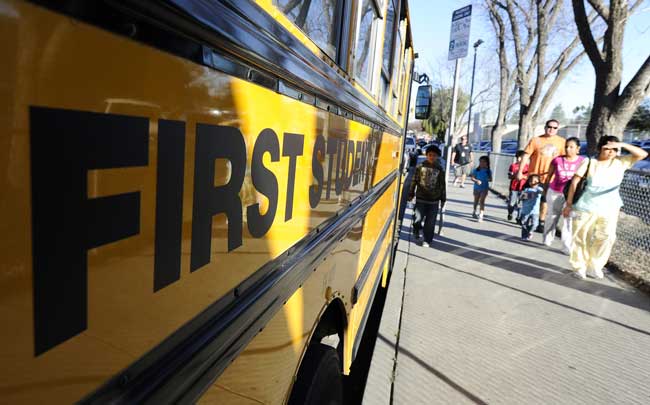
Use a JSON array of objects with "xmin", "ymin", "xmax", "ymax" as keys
[
  {"xmin": 627, "ymin": 100, "xmax": 650, "ymax": 132},
  {"xmin": 549, "ymin": 104, "xmax": 567, "ymax": 123},
  {"xmin": 421, "ymin": 86, "xmax": 469, "ymax": 142},
  {"xmin": 572, "ymin": 104, "xmax": 592, "ymax": 124}
]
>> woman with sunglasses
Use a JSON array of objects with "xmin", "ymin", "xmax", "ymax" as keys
[{"xmin": 562, "ymin": 136, "xmax": 648, "ymax": 280}]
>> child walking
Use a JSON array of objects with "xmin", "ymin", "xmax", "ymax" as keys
[
  {"xmin": 519, "ymin": 174, "xmax": 544, "ymax": 240},
  {"xmin": 469, "ymin": 156, "xmax": 492, "ymax": 222},
  {"xmin": 507, "ymin": 150, "xmax": 528, "ymax": 222},
  {"xmin": 408, "ymin": 145, "xmax": 447, "ymax": 247}
]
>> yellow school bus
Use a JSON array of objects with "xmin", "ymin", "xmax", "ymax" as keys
[{"xmin": 0, "ymin": 0, "xmax": 414, "ymax": 403}]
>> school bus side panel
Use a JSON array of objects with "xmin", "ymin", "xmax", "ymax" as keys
[{"xmin": 0, "ymin": 2, "xmax": 402, "ymax": 403}]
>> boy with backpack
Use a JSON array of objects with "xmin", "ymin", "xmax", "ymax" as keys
[{"xmin": 408, "ymin": 145, "xmax": 447, "ymax": 247}]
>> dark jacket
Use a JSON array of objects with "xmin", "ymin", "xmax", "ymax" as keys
[{"xmin": 408, "ymin": 160, "xmax": 447, "ymax": 203}]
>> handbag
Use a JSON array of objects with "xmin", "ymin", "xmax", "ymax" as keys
[{"xmin": 563, "ymin": 158, "xmax": 591, "ymax": 203}]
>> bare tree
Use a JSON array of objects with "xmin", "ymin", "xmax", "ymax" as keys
[
  {"xmin": 486, "ymin": 0, "xmax": 518, "ymax": 152},
  {"xmin": 572, "ymin": 0, "xmax": 650, "ymax": 153},
  {"xmin": 487, "ymin": 0, "xmax": 597, "ymax": 149}
]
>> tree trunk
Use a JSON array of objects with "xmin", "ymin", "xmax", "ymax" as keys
[
  {"xmin": 491, "ymin": 122, "xmax": 507, "ymax": 153},
  {"xmin": 572, "ymin": 0, "xmax": 650, "ymax": 153},
  {"xmin": 517, "ymin": 104, "xmax": 534, "ymax": 148}
]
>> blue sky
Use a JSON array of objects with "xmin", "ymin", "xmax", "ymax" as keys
[{"xmin": 409, "ymin": 0, "xmax": 650, "ymax": 122}]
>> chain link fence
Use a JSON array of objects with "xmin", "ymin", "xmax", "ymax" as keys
[
  {"xmin": 487, "ymin": 152, "xmax": 516, "ymax": 197},
  {"xmin": 609, "ymin": 169, "xmax": 650, "ymax": 282},
  {"xmin": 486, "ymin": 151, "xmax": 650, "ymax": 283}
]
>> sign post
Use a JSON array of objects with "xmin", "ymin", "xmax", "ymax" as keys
[{"xmin": 445, "ymin": 5, "xmax": 472, "ymax": 183}]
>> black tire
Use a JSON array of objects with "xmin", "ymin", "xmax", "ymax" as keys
[{"xmin": 288, "ymin": 344, "xmax": 344, "ymax": 405}]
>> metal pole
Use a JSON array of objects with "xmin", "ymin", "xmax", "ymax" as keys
[
  {"xmin": 445, "ymin": 58, "xmax": 461, "ymax": 182},
  {"xmin": 466, "ymin": 46, "xmax": 477, "ymax": 142}
]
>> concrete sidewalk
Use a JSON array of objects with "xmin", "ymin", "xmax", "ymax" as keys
[{"xmin": 363, "ymin": 180, "xmax": 650, "ymax": 404}]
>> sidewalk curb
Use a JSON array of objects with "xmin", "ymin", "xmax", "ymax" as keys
[
  {"xmin": 361, "ymin": 213, "xmax": 412, "ymax": 405},
  {"xmin": 607, "ymin": 261, "xmax": 650, "ymax": 296}
]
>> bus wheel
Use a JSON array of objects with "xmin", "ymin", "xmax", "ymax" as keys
[{"xmin": 288, "ymin": 343, "xmax": 343, "ymax": 405}]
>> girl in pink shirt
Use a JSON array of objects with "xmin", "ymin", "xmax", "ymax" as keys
[{"xmin": 542, "ymin": 137, "xmax": 584, "ymax": 252}]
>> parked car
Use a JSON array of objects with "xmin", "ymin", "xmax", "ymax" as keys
[
  {"xmin": 478, "ymin": 140, "xmax": 492, "ymax": 151},
  {"xmin": 632, "ymin": 151, "xmax": 650, "ymax": 172},
  {"xmin": 500, "ymin": 141, "xmax": 517, "ymax": 154},
  {"xmin": 403, "ymin": 136, "xmax": 416, "ymax": 170},
  {"xmin": 404, "ymin": 136, "xmax": 416, "ymax": 156}
]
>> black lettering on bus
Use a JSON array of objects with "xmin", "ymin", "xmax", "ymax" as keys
[
  {"xmin": 325, "ymin": 138, "xmax": 338, "ymax": 200},
  {"xmin": 247, "ymin": 128, "xmax": 279, "ymax": 237},
  {"xmin": 309, "ymin": 134, "xmax": 325, "ymax": 208},
  {"xmin": 282, "ymin": 133, "xmax": 304, "ymax": 221},
  {"xmin": 344, "ymin": 140, "xmax": 354, "ymax": 190},
  {"xmin": 190, "ymin": 124, "xmax": 245, "ymax": 272},
  {"xmin": 335, "ymin": 139, "xmax": 346, "ymax": 195},
  {"xmin": 154, "ymin": 120, "xmax": 186, "ymax": 292},
  {"xmin": 30, "ymin": 107, "xmax": 148, "ymax": 355}
]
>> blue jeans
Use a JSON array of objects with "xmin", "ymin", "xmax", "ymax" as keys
[
  {"xmin": 508, "ymin": 190, "xmax": 521, "ymax": 217},
  {"xmin": 413, "ymin": 201, "xmax": 440, "ymax": 243},
  {"xmin": 521, "ymin": 212, "xmax": 539, "ymax": 239}
]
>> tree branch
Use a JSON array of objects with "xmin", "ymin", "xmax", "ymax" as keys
[
  {"xmin": 534, "ymin": 49, "xmax": 588, "ymax": 119},
  {"xmin": 614, "ymin": 54, "xmax": 650, "ymax": 119},
  {"xmin": 629, "ymin": 0, "xmax": 645, "ymax": 14},
  {"xmin": 505, "ymin": 0, "xmax": 528, "ymax": 86},
  {"xmin": 586, "ymin": 0, "xmax": 609, "ymax": 21},
  {"xmin": 529, "ymin": 0, "xmax": 550, "ymax": 109},
  {"xmin": 572, "ymin": 0, "xmax": 605, "ymax": 68}
]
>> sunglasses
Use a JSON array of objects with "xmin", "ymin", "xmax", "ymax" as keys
[
  {"xmin": 546, "ymin": 126, "xmax": 558, "ymax": 129},
  {"xmin": 602, "ymin": 147, "xmax": 619, "ymax": 152}
]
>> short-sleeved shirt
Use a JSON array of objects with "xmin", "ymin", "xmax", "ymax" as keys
[
  {"xmin": 472, "ymin": 167, "xmax": 491, "ymax": 192},
  {"xmin": 508, "ymin": 162, "xmax": 529, "ymax": 191},
  {"xmin": 524, "ymin": 135, "xmax": 566, "ymax": 182},
  {"xmin": 453, "ymin": 143, "xmax": 473, "ymax": 165},
  {"xmin": 548, "ymin": 155, "xmax": 585, "ymax": 192},
  {"xmin": 573, "ymin": 155, "xmax": 635, "ymax": 216},
  {"xmin": 520, "ymin": 185, "xmax": 544, "ymax": 216}
]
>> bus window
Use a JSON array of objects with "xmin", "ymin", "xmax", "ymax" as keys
[
  {"xmin": 381, "ymin": 0, "xmax": 397, "ymax": 75},
  {"xmin": 354, "ymin": 0, "xmax": 380, "ymax": 92},
  {"xmin": 275, "ymin": 0, "xmax": 343, "ymax": 61}
]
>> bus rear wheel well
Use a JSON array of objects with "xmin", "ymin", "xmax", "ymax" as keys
[
  {"xmin": 313, "ymin": 298, "xmax": 347, "ymax": 343},
  {"xmin": 287, "ymin": 299, "xmax": 347, "ymax": 405}
]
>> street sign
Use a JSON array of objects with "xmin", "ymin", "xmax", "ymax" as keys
[{"xmin": 448, "ymin": 5, "xmax": 472, "ymax": 60}]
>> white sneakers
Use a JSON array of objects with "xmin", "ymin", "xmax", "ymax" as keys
[
  {"xmin": 574, "ymin": 267, "xmax": 604, "ymax": 280},
  {"xmin": 587, "ymin": 267, "xmax": 605, "ymax": 279},
  {"xmin": 478, "ymin": 213, "xmax": 484, "ymax": 222},
  {"xmin": 574, "ymin": 268, "xmax": 587, "ymax": 280},
  {"xmin": 422, "ymin": 241, "xmax": 430, "ymax": 248}
]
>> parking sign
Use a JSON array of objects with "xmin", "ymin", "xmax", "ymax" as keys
[{"xmin": 448, "ymin": 5, "xmax": 472, "ymax": 60}]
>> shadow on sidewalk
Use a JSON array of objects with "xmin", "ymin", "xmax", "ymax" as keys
[
  {"xmin": 445, "ymin": 197, "xmax": 505, "ymax": 211},
  {"xmin": 413, "ymin": 234, "xmax": 650, "ymax": 312},
  {"xmin": 443, "ymin": 210, "xmax": 520, "ymax": 228},
  {"xmin": 434, "ymin": 236, "xmax": 570, "ymax": 274},
  {"xmin": 403, "ymin": 251, "xmax": 650, "ymax": 336},
  {"xmin": 377, "ymin": 333, "xmax": 488, "ymax": 405}
]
